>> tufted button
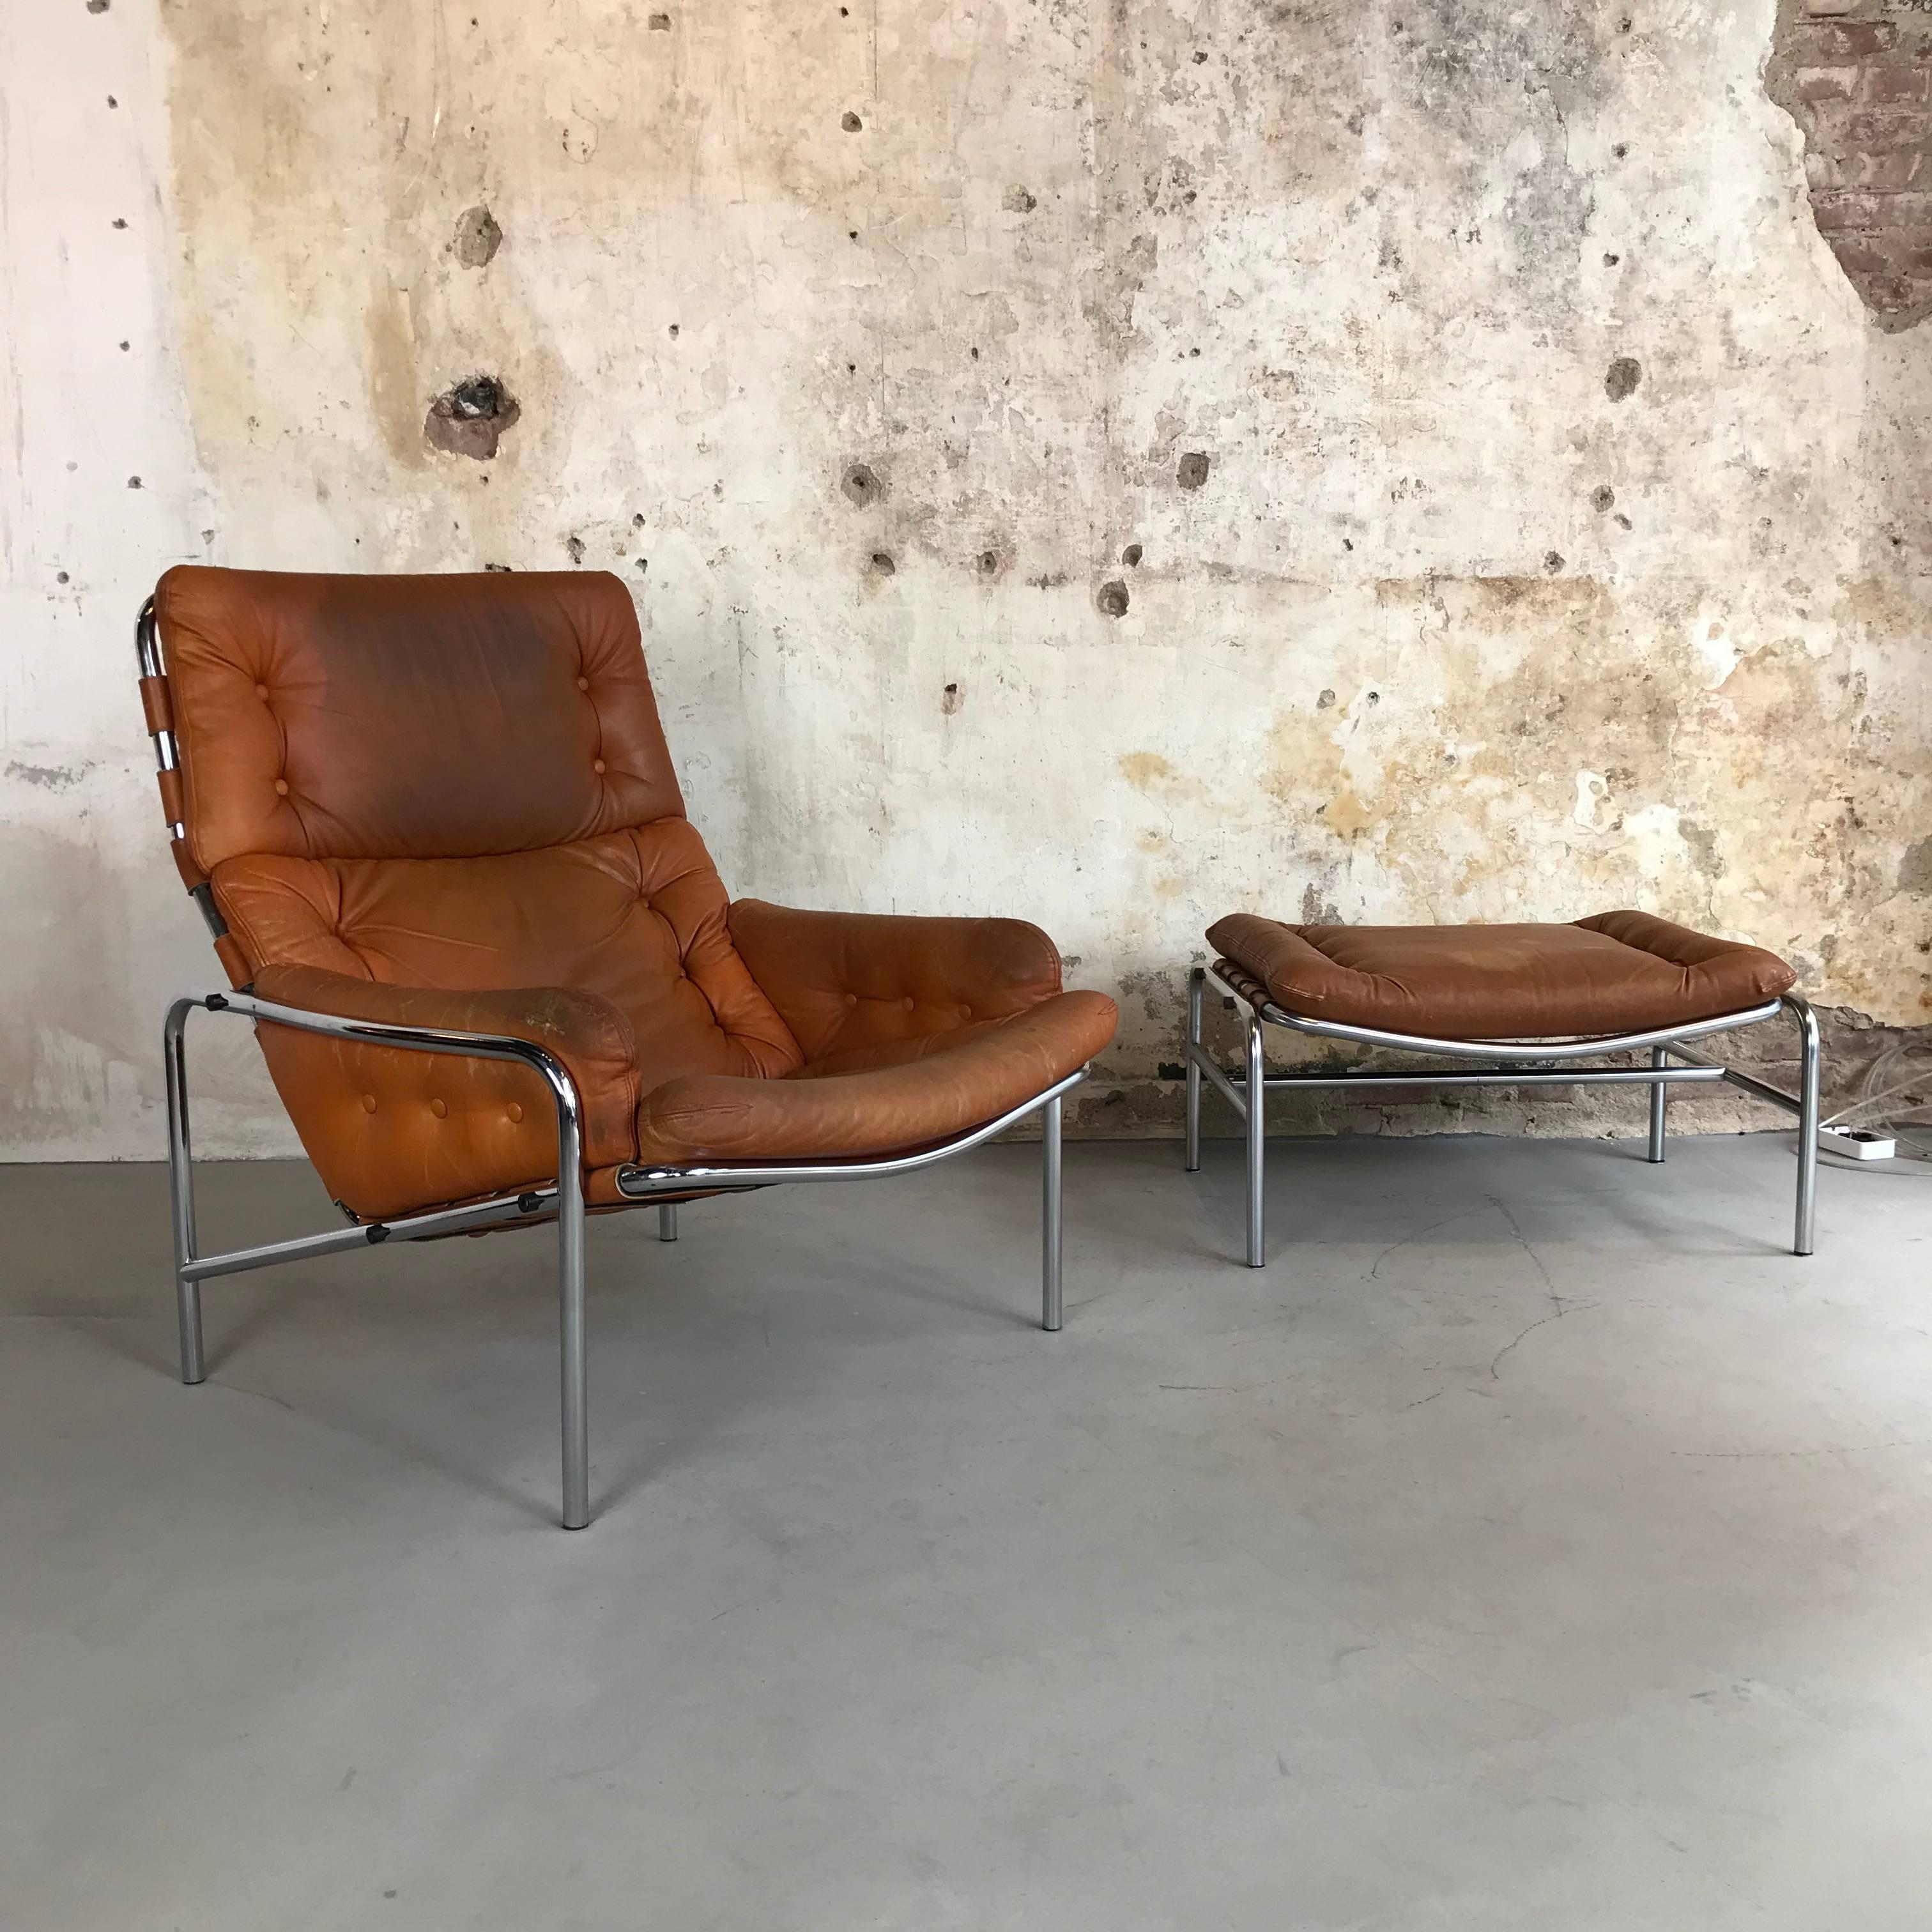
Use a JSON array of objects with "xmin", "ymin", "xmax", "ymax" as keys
[
  {"xmin": 254, "ymin": 682, "xmax": 270, "ymax": 701},
  {"xmin": 360, "ymin": 1094, "xmax": 377, "ymax": 1114},
  {"xmin": 506, "ymin": 1102, "xmax": 524, "ymax": 1124},
  {"xmin": 576, "ymin": 675, "xmax": 590, "ymax": 692},
  {"xmin": 592, "ymin": 758, "xmax": 606, "ymax": 775},
  {"xmin": 902, "ymin": 995, "xmax": 916, "ymax": 1012},
  {"xmin": 844, "ymin": 992, "xmax": 858, "ymax": 1008},
  {"xmin": 429, "ymin": 1098, "xmax": 447, "ymax": 1119},
  {"xmin": 273, "ymin": 778, "xmax": 289, "ymax": 796},
  {"xmin": 959, "ymin": 1004, "xmax": 972, "ymax": 1020}
]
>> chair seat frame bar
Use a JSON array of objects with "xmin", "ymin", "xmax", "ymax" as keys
[
  {"xmin": 163, "ymin": 990, "xmax": 1084, "ymax": 1531},
  {"xmin": 1184, "ymin": 962, "xmax": 1820, "ymax": 1268}
]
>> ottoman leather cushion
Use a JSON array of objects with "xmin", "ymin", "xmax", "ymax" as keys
[{"xmin": 1206, "ymin": 909, "xmax": 1796, "ymax": 1041}]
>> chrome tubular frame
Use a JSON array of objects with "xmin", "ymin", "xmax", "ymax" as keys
[
  {"xmin": 161, "ymin": 992, "xmax": 1085, "ymax": 1527},
  {"xmin": 165, "ymin": 991, "xmax": 592, "ymax": 1526},
  {"xmin": 1184, "ymin": 962, "xmax": 1821, "ymax": 1268},
  {"xmin": 140, "ymin": 601, "xmax": 1084, "ymax": 1528},
  {"xmin": 612, "ymin": 1068, "xmax": 1087, "ymax": 1335}
]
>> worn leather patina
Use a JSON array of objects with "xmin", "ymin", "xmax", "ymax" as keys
[
  {"xmin": 148, "ymin": 566, "xmax": 1116, "ymax": 1220},
  {"xmin": 1207, "ymin": 910, "xmax": 1797, "ymax": 1041}
]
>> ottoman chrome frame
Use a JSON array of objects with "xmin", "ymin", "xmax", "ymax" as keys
[{"xmin": 1184, "ymin": 961, "xmax": 1821, "ymax": 1268}]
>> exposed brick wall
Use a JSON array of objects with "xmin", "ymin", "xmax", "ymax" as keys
[{"xmin": 1768, "ymin": 1, "xmax": 1932, "ymax": 326}]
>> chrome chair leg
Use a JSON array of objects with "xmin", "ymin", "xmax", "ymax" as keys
[
  {"xmin": 658, "ymin": 1203, "xmax": 677, "ymax": 1243},
  {"xmin": 1648, "ymin": 1044, "xmax": 1668, "ymax": 1163},
  {"xmin": 1245, "ymin": 1011, "xmax": 1266, "ymax": 1268},
  {"xmin": 1041, "ymin": 1092, "xmax": 1064, "ymax": 1331},
  {"xmin": 163, "ymin": 999, "xmax": 205, "ymax": 1384},
  {"xmin": 556, "ymin": 1096, "xmax": 590, "ymax": 1530},
  {"xmin": 1788, "ymin": 992, "xmax": 1820, "ymax": 1257},
  {"xmin": 1184, "ymin": 966, "xmax": 1204, "ymax": 1173}
]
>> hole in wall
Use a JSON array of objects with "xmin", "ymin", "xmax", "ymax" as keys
[
  {"xmin": 424, "ymin": 374, "xmax": 521, "ymax": 460},
  {"xmin": 452, "ymin": 205, "xmax": 503, "ymax": 268}
]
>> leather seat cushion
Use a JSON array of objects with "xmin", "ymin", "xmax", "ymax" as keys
[
  {"xmin": 215, "ymin": 820, "xmax": 804, "ymax": 1092},
  {"xmin": 632, "ymin": 990, "xmax": 1119, "ymax": 1165},
  {"xmin": 1207, "ymin": 909, "xmax": 1796, "ymax": 1040}
]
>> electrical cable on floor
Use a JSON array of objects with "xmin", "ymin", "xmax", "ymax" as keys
[{"xmin": 1816, "ymin": 1040, "xmax": 1932, "ymax": 1174}]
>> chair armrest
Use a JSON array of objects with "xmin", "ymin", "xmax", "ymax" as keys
[
  {"xmin": 240, "ymin": 967, "xmax": 639, "ymax": 1220},
  {"xmin": 249, "ymin": 967, "xmax": 636, "ymax": 1082},
  {"xmin": 727, "ymin": 900, "xmax": 1067, "ymax": 1063}
]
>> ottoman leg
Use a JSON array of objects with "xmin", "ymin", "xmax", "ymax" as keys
[
  {"xmin": 1041, "ymin": 1092, "xmax": 1064, "ymax": 1332},
  {"xmin": 1245, "ymin": 1010, "xmax": 1266, "ymax": 1268},
  {"xmin": 1647, "ymin": 1045, "xmax": 1668, "ymax": 1163},
  {"xmin": 1184, "ymin": 967, "xmax": 1204, "ymax": 1173},
  {"xmin": 1788, "ymin": 993, "xmax": 1820, "ymax": 1257}
]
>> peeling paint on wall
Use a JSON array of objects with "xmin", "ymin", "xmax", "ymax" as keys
[
  {"xmin": 4, "ymin": 0, "xmax": 1932, "ymax": 1158},
  {"xmin": 1766, "ymin": 0, "xmax": 1932, "ymax": 329}
]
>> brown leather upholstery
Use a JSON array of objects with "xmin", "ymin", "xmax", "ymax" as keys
[
  {"xmin": 149, "ymin": 567, "xmax": 1116, "ymax": 1220},
  {"xmin": 1207, "ymin": 909, "xmax": 1796, "ymax": 1041},
  {"xmin": 156, "ymin": 568, "xmax": 684, "ymax": 869}
]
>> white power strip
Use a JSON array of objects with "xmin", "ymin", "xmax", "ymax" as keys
[{"xmin": 1819, "ymin": 1125, "xmax": 1896, "ymax": 1161}]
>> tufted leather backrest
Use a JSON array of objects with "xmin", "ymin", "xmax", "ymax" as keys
[
  {"xmin": 148, "ymin": 566, "xmax": 806, "ymax": 1095},
  {"xmin": 214, "ymin": 827, "xmax": 802, "ymax": 1084},
  {"xmin": 153, "ymin": 566, "xmax": 682, "ymax": 870}
]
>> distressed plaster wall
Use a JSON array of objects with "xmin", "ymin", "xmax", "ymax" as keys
[{"xmin": 4, "ymin": 0, "xmax": 1930, "ymax": 1158}]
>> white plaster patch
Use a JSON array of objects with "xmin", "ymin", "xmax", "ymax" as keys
[
  {"xmin": 1573, "ymin": 770, "xmax": 1611, "ymax": 830},
  {"xmin": 1690, "ymin": 613, "xmax": 1742, "ymax": 686}
]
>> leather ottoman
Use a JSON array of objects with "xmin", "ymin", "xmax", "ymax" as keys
[{"xmin": 1183, "ymin": 911, "xmax": 1818, "ymax": 1268}]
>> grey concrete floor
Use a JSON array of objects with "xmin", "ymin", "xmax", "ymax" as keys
[{"xmin": 3, "ymin": 1133, "xmax": 1930, "ymax": 1930}]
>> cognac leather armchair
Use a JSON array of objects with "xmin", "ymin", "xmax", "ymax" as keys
[{"xmin": 137, "ymin": 567, "xmax": 1117, "ymax": 1527}]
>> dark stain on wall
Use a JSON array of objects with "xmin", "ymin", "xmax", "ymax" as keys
[
  {"xmin": 1898, "ymin": 832, "xmax": 1932, "ymax": 894},
  {"xmin": 841, "ymin": 462, "xmax": 882, "ymax": 505},
  {"xmin": 6, "ymin": 761, "xmax": 92, "ymax": 790},
  {"xmin": 1384, "ymin": 0, "xmax": 1608, "ymax": 308},
  {"xmin": 452, "ymin": 204, "xmax": 503, "ymax": 268}
]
